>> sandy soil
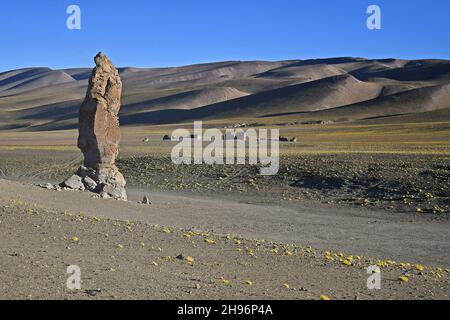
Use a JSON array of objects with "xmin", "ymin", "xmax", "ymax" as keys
[
  {"xmin": 0, "ymin": 179, "xmax": 449, "ymax": 300},
  {"xmin": 0, "ymin": 179, "xmax": 448, "ymax": 266}
]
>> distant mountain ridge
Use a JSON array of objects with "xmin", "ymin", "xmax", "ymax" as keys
[{"xmin": 0, "ymin": 57, "xmax": 449, "ymax": 130}]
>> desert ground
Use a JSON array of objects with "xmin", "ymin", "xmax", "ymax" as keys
[
  {"xmin": 0, "ymin": 57, "xmax": 449, "ymax": 299},
  {"xmin": 0, "ymin": 180, "xmax": 449, "ymax": 300},
  {"xmin": 0, "ymin": 120, "xmax": 449, "ymax": 300}
]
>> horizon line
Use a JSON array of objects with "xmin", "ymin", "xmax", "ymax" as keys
[{"xmin": 1, "ymin": 55, "xmax": 450, "ymax": 73}]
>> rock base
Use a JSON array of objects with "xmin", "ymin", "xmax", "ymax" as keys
[{"xmin": 61, "ymin": 165, "xmax": 127, "ymax": 201}]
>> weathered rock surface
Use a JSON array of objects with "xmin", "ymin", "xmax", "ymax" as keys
[
  {"xmin": 83, "ymin": 176, "xmax": 97, "ymax": 191},
  {"xmin": 78, "ymin": 52, "xmax": 122, "ymax": 169},
  {"xmin": 61, "ymin": 52, "xmax": 127, "ymax": 201},
  {"xmin": 39, "ymin": 183, "xmax": 55, "ymax": 190},
  {"xmin": 62, "ymin": 175, "xmax": 85, "ymax": 191},
  {"xmin": 77, "ymin": 165, "xmax": 96, "ymax": 178}
]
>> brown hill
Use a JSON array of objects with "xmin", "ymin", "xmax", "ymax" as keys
[
  {"xmin": 185, "ymin": 74, "xmax": 383, "ymax": 118},
  {"xmin": 0, "ymin": 68, "xmax": 75, "ymax": 92},
  {"xmin": 0, "ymin": 57, "xmax": 449, "ymax": 130},
  {"xmin": 305, "ymin": 83, "xmax": 450, "ymax": 122}
]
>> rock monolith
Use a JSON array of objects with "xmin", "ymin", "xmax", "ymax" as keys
[{"xmin": 62, "ymin": 52, "xmax": 127, "ymax": 200}]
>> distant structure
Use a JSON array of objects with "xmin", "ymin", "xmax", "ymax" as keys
[{"xmin": 61, "ymin": 52, "xmax": 127, "ymax": 201}]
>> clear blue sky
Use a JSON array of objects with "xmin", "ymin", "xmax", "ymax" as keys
[{"xmin": 0, "ymin": 0, "xmax": 449, "ymax": 71}]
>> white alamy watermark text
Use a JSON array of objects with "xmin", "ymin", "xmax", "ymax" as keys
[{"xmin": 171, "ymin": 121, "xmax": 279, "ymax": 176}]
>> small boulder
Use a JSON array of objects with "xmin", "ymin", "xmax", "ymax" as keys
[
  {"xmin": 62, "ymin": 175, "xmax": 85, "ymax": 191},
  {"xmin": 39, "ymin": 183, "xmax": 54, "ymax": 190},
  {"xmin": 142, "ymin": 195, "xmax": 151, "ymax": 205},
  {"xmin": 83, "ymin": 176, "xmax": 97, "ymax": 191},
  {"xmin": 99, "ymin": 184, "xmax": 127, "ymax": 201},
  {"xmin": 77, "ymin": 165, "xmax": 95, "ymax": 178},
  {"xmin": 85, "ymin": 289, "xmax": 102, "ymax": 297},
  {"xmin": 99, "ymin": 192, "xmax": 111, "ymax": 199},
  {"xmin": 176, "ymin": 254, "xmax": 185, "ymax": 260}
]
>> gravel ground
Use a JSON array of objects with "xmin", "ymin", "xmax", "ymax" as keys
[{"xmin": 0, "ymin": 195, "xmax": 448, "ymax": 300}]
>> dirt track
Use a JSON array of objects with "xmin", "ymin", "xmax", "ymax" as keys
[
  {"xmin": 0, "ymin": 179, "xmax": 448, "ymax": 267},
  {"xmin": 0, "ymin": 180, "xmax": 449, "ymax": 300}
]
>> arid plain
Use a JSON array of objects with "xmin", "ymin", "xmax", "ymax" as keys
[{"xmin": 0, "ymin": 57, "xmax": 449, "ymax": 299}]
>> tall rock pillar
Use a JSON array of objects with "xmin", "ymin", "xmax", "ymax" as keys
[{"xmin": 63, "ymin": 52, "xmax": 127, "ymax": 201}]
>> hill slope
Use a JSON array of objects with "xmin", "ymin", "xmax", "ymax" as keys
[{"xmin": 0, "ymin": 57, "xmax": 449, "ymax": 130}]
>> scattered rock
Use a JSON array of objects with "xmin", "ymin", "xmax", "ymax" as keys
[
  {"xmin": 142, "ymin": 196, "xmax": 151, "ymax": 205},
  {"xmin": 302, "ymin": 120, "xmax": 335, "ymax": 125},
  {"xmin": 100, "ymin": 192, "xmax": 111, "ymax": 199},
  {"xmin": 62, "ymin": 175, "xmax": 85, "ymax": 191},
  {"xmin": 39, "ymin": 183, "xmax": 54, "ymax": 190},
  {"xmin": 85, "ymin": 289, "xmax": 102, "ymax": 297},
  {"xmin": 278, "ymin": 136, "xmax": 297, "ymax": 142},
  {"xmin": 226, "ymin": 123, "xmax": 248, "ymax": 129},
  {"xmin": 83, "ymin": 176, "xmax": 97, "ymax": 191},
  {"xmin": 77, "ymin": 165, "xmax": 95, "ymax": 178},
  {"xmin": 99, "ymin": 182, "xmax": 127, "ymax": 201}
]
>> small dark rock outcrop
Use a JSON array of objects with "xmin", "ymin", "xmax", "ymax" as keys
[{"xmin": 142, "ymin": 195, "xmax": 151, "ymax": 205}]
